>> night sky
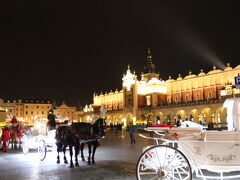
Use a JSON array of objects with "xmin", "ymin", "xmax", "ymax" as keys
[{"xmin": 1, "ymin": 1, "xmax": 240, "ymax": 107}]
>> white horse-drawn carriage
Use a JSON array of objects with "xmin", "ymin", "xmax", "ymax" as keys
[
  {"xmin": 22, "ymin": 129, "xmax": 57, "ymax": 161},
  {"xmin": 136, "ymin": 98, "xmax": 240, "ymax": 180}
]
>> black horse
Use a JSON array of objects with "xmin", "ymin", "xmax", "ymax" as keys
[
  {"xmin": 55, "ymin": 126, "xmax": 77, "ymax": 165},
  {"xmin": 80, "ymin": 139, "xmax": 100, "ymax": 165},
  {"xmin": 55, "ymin": 118, "xmax": 106, "ymax": 168}
]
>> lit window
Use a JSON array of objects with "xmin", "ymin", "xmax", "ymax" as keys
[
  {"xmin": 208, "ymin": 91, "xmax": 212, "ymax": 98},
  {"xmin": 175, "ymin": 96, "xmax": 178, "ymax": 102},
  {"xmin": 197, "ymin": 93, "xmax": 200, "ymax": 100},
  {"xmin": 146, "ymin": 96, "xmax": 151, "ymax": 106},
  {"xmin": 185, "ymin": 95, "xmax": 189, "ymax": 101}
]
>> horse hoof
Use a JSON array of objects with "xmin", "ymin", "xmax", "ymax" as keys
[
  {"xmin": 82, "ymin": 158, "xmax": 85, "ymax": 161},
  {"xmin": 92, "ymin": 161, "xmax": 95, "ymax": 164},
  {"xmin": 70, "ymin": 164, "xmax": 74, "ymax": 168},
  {"xmin": 88, "ymin": 161, "xmax": 91, "ymax": 165},
  {"xmin": 64, "ymin": 160, "xmax": 68, "ymax": 164},
  {"xmin": 75, "ymin": 163, "xmax": 79, "ymax": 166},
  {"xmin": 56, "ymin": 160, "xmax": 60, "ymax": 164}
]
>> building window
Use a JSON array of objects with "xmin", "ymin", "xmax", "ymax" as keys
[
  {"xmin": 175, "ymin": 96, "xmax": 178, "ymax": 102},
  {"xmin": 197, "ymin": 93, "xmax": 200, "ymax": 100},
  {"xmin": 185, "ymin": 95, "xmax": 189, "ymax": 101},
  {"xmin": 10, "ymin": 109, "xmax": 12, "ymax": 113},
  {"xmin": 37, "ymin": 106, "xmax": 39, "ymax": 108},
  {"xmin": 208, "ymin": 91, "xmax": 212, "ymax": 98},
  {"xmin": 146, "ymin": 96, "xmax": 151, "ymax": 106},
  {"xmin": 42, "ymin": 111, "xmax": 44, "ymax": 114},
  {"xmin": 26, "ymin": 106, "xmax": 28, "ymax": 108},
  {"xmin": 31, "ymin": 111, "xmax": 33, "ymax": 114},
  {"xmin": 211, "ymin": 113, "xmax": 215, "ymax": 123},
  {"xmin": 167, "ymin": 97, "xmax": 170, "ymax": 103},
  {"xmin": 26, "ymin": 111, "xmax": 28, "ymax": 114}
]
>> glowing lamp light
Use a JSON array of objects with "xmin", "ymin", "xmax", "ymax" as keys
[
  {"xmin": 137, "ymin": 85, "xmax": 167, "ymax": 94},
  {"xmin": 137, "ymin": 77, "xmax": 167, "ymax": 95}
]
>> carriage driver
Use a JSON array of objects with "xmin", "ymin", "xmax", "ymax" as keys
[{"xmin": 47, "ymin": 109, "xmax": 56, "ymax": 130}]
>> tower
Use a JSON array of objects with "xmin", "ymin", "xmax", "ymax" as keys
[{"xmin": 142, "ymin": 48, "xmax": 160, "ymax": 81}]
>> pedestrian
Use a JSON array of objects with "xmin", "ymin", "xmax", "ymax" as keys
[
  {"xmin": 129, "ymin": 125, "xmax": 136, "ymax": 144},
  {"xmin": 2, "ymin": 125, "xmax": 11, "ymax": 152},
  {"xmin": 115, "ymin": 123, "xmax": 119, "ymax": 137},
  {"xmin": 110, "ymin": 123, "xmax": 113, "ymax": 131},
  {"xmin": 176, "ymin": 119, "xmax": 181, "ymax": 127}
]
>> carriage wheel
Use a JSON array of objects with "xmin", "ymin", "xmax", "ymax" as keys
[
  {"xmin": 38, "ymin": 140, "xmax": 47, "ymax": 161},
  {"xmin": 136, "ymin": 145, "xmax": 192, "ymax": 180},
  {"xmin": 22, "ymin": 135, "xmax": 29, "ymax": 155}
]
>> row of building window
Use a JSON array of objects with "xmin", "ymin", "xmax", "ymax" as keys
[
  {"xmin": 9, "ymin": 106, "xmax": 51, "ymax": 112},
  {"xmin": 25, "ymin": 111, "xmax": 45, "ymax": 115},
  {"xmin": 168, "ymin": 91, "xmax": 213, "ymax": 103},
  {"xmin": 24, "ymin": 106, "xmax": 50, "ymax": 109}
]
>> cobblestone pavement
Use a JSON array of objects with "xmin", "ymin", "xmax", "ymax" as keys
[{"xmin": 0, "ymin": 130, "xmax": 240, "ymax": 180}]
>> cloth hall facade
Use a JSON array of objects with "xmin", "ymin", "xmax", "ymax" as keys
[{"xmin": 82, "ymin": 49, "xmax": 240, "ymax": 128}]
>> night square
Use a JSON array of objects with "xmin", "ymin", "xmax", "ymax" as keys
[{"xmin": 0, "ymin": 1, "xmax": 240, "ymax": 179}]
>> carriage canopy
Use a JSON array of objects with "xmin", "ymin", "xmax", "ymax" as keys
[{"xmin": 223, "ymin": 97, "xmax": 240, "ymax": 131}]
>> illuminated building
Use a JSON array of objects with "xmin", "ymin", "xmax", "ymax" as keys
[
  {"xmin": 56, "ymin": 102, "xmax": 76, "ymax": 122},
  {"xmin": 0, "ymin": 99, "xmax": 52, "ymax": 125},
  {"xmin": 82, "ymin": 48, "xmax": 240, "ymax": 128},
  {"xmin": 0, "ymin": 99, "xmax": 77, "ymax": 127}
]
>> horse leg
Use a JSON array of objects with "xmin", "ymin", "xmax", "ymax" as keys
[
  {"xmin": 56, "ymin": 143, "xmax": 61, "ymax": 163},
  {"xmin": 87, "ymin": 143, "xmax": 92, "ymax": 165},
  {"xmin": 91, "ymin": 141, "xmax": 98, "ymax": 164},
  {"xmin": 74, "ymin": 145, "xmax": 79, "ymax": 166},
  {"xmin": 69, "ymin": 145, "xmax": 74, "ymax": 168},
  {"xmin": 80, "ymin": 143, "xmax": 85, "ymax": 161},
  {"xmin": 11, "ymin": 137, "xmax": 14, "ymax": 149},
  {"xmin": 63, "ymin": 145, "xmax": 68, "ymax": 164}
]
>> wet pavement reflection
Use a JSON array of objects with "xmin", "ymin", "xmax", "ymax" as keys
[
  {"xmin": 0, "ymin": 130, "xmax": 153, "ymax": 180},
  {"xmin": 1, "ymin": 130, "xmax": 240, "ymax": 180}
]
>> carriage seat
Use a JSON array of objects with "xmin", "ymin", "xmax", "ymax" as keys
[
  {"xmin": 202, "ymin": 130, "xmax": 240, "ymax": 141},
  {"xmin": 56, "ymin": 121, "xmax": 69, "ymax": 127}
]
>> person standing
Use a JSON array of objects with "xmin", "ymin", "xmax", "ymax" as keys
[
  {"xmin": 2, "ymin": 125, "xmax": 11, "ymax": 152},
  {"xmin": 129, "ymin": 125, "xmax": 136, "ymax": 144},
  {"xmin": 115, "ymin": 123, "xmax": 119, "ymax": 137}
]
